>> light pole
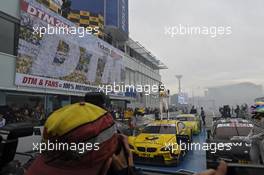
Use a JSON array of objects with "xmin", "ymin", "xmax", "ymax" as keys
[{"xmin": 175, "ymin": 75, "xmax": 183, "ymax": 93}]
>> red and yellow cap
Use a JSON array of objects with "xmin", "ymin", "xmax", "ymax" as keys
[{"xmin": 26, "ymin": 102, "xmax": 118, "ymax": 175}]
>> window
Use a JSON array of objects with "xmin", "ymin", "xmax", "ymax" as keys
[
  {"xmin": 176, "ymin": 117, "xmax": 195, "ymax": 121},
  {"xmin": 0, "ymin": 12, "xmax": 19, "ymax": 55},
  {"xmin": 142, "ymin": 125, "xmax": 176, "ymax": 134},
  {"xmin": 125, "ymin": 69, "xmax": 130, "ymax": 84},
  {"xmin": 215, "ymin": 127, "xmax": 237, "ymax": 139},
  {"xmin": 5, "ymin": 93, "xmax": 45, "ymax": 126},
  {"xmin": 236, "ymin": 127, "xmax": 252, "ymax": 136}
]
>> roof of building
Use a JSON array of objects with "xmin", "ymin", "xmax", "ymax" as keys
[{"xmin": 126, "ymin": 38, "xmax": 168, "ymax": 70}]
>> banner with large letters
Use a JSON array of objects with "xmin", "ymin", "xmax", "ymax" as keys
[{"xmin": 16, "ymin": 0, "xmax": 125, "ymax": 93}]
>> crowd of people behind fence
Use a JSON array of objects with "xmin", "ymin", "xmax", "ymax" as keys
[
  {"xmin": 0, "ymin": 102, "xmax": 45, "ymax": 126},
  {"xmin": 219, "ymin": 104, "xmax": 249, "ymax": 118},
  {"xmin": 0, "ymin": 102, "xmax": 199, "ymax": 127}
]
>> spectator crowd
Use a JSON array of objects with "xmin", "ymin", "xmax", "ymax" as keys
[{"xmin": 0, "ymin": 102, "xmax": 45, "ymax": 126}]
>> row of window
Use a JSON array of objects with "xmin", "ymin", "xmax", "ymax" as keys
[
  {"xmin": 125, "ymin": 68, "xmax": 160, "ymax": 87},
  {"xmin": 126, "ymin": 46, "xmax": 158, "ymax": 70}
]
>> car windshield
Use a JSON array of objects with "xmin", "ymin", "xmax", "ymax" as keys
[
  {"xmin": 215, "ymin": 125, "xmax": 252, "ymax": 139},
  {"xmin": 142, "ymin": 125, "xmax": 176, "ymax": 134},
  {"xmin": 236, "ymin": 127, "xmax": 252, "ymax": 136},
  {"xmin": 176, "ymin": 117, "xmax": 195, "ymax": 121}
]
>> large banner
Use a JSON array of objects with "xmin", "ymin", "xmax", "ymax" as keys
[{"xmin": 16, "ymin": 0, "xmax": 125, "ymax": 93}]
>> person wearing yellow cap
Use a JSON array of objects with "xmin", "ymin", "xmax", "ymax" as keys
[{"xmin": 25, "ymin": 92, "xmax": 141, "ymax": 175}]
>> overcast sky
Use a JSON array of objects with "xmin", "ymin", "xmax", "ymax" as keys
[{"xmin": 129, "ymin": 0, "xmax": 264, "ymax": 96}]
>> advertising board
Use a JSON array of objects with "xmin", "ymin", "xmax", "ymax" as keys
[{"xmin": 16, "ymin": 0, "xmax": 125, "ymax": 93}]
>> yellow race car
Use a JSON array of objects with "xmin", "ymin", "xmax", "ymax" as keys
[
  {"xmin": 124, "ymin": 109, "xmax": 134, "ymax": 119},
  {"xmin": 171, "ymin": 114, "xmax": 201, "ymax": 135},
  {"xmin": 128, "ymin": 120, "xmax": 192, "ymax": 165}
]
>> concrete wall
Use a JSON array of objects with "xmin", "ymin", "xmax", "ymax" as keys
[{"xmin": 0, "ymin": 0, "xmax": 19, "ymax": 19}]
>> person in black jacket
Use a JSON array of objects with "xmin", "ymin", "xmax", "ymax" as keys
[
  {"xmin": 190, "ymin": 106, "xmax": 197, "ymax": 114},
  {"xmin": 201, "ymin": 107, "xmax": 206, "ymax": 125}
]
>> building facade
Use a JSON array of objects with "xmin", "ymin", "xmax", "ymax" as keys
[{"xmin": 0, "ymin": 0, "xmax": 166, "ymax": 117}]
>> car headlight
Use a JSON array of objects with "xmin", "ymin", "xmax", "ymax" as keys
[{"xmin": 129, "ymin": 144, "xmax": 135, "ymax": 150}]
